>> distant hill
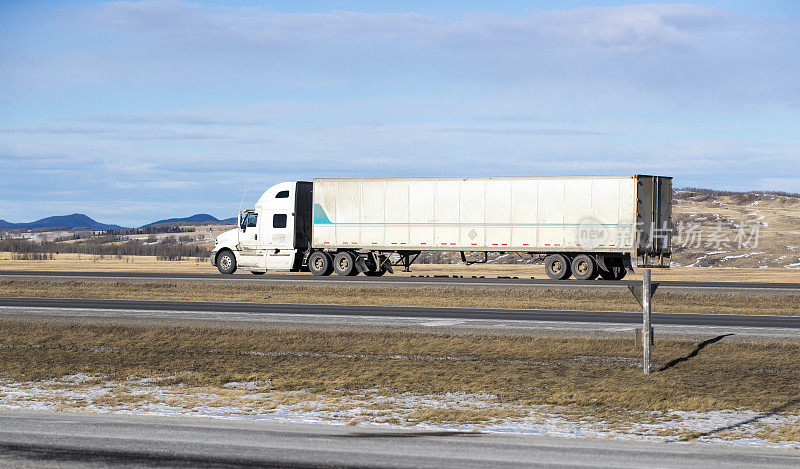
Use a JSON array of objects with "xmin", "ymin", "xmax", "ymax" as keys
[
  {"xmin": 0, "ymin": 213, "xmax": 122, "ymax": 230},
  {"xmin": 139, "ymin": 213, "xmax": 236, "ymax": 228}
]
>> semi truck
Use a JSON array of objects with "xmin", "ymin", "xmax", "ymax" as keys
[{"xmin": 211, "ymin": 175, "xmax": 672, "ymax": 281}]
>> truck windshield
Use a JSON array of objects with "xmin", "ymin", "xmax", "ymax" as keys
[{"xmin": 240, "ymin": 212, "xmax": 257, "ymax": 230}]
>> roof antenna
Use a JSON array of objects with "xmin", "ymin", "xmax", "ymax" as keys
[{"xmin": 238, "ymin": 187, "xmax": 248, "ymax": 214}]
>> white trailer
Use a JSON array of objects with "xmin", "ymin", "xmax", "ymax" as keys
[{"xmin": 211, "ymin": 175, "xmax": 671, "ymax": 280}]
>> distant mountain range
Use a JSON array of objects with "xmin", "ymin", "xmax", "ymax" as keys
[
  {"xmin": 0, "ymin": 213, "xmax": 236, "ymax": 231},
  {"xmin": 0, "ymin": 214, "xmax": 122, "ymax": 230},
  {"xmin": 138, "ymin": 214, "xmax": 237, "ymax": 228}
]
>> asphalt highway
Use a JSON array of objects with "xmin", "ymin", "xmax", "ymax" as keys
[
  {"xmin": 0, "ymin": 410, "xmax": 797, "ymax": 468},
  {"xmin": 1, "ymin": 296, "xmax": 798, "ymax": 329},
  {"xmin": 3, "ymin": 269, "xmax": 800, "ymax": 293}
]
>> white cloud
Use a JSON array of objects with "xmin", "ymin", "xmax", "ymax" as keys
[{"xmin": 90, "ymin": 2, "xmax": 724, "ymax": 52}]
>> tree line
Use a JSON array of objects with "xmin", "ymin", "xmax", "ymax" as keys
[{"xmin": 0, "ymin": 237, "xmax": 210, "ymax": 261}]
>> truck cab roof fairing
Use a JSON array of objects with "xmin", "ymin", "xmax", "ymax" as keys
[{"xmin": 254, "ymin": 182, "xmax": 296, "ymax": 212}]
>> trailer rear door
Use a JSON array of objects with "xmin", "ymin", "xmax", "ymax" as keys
[{"xmin": 635, "ymin": 175, "xmax": 672, "ymax": 266}]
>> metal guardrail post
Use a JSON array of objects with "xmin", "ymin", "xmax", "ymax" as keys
[
  {"xmin": 642, "ymin": 269, "xmax": 652, "ymax": 375},
  {"xmin": 629, "ymin": 269, "xmax": 657, "ymax": 375}
]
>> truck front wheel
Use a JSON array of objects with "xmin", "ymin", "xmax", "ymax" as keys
[{"xmin": 216, "ymin": 250, "xmax": 237, "ymax": 275}]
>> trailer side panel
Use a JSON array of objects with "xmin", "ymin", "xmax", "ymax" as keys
[{"xmin": 311, "ymin": 176, "xmax": 643, "ymax": 254}]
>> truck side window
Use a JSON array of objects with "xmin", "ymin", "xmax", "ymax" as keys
[
  {"xmin": 276, "ymin": 190, "xmax": 290, "ymax": 198},
  {"xmin": 246, "ymin": 213, "xmax": 258, "ymax": 228},
  {"xmin": 273, "ymin": 214, "xmax": 287, "ymax": 228}
]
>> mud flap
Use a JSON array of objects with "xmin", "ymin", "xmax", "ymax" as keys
[
  {"xmin": 623, "ymin": 254, "xmax": 635, "ymax": 272},
  {"xmin": 355, "ymin": 256, "xmax": 369, "ymax": 273},
  {"xmin": 380, "ymin": 255, "xmax": 394, "ymax": 274},
  {"xmin": 596, "ymin": 255, "xmax": 608, "ymax": 272}
]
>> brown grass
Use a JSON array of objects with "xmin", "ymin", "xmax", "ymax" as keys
[
  {"xmin": 0, "ymin": 252, "xmax": 210, "ymax": 273},
  {"xmin": 1, "ymin": 279, "xmax": 798, "ymax": 316},
  {"xmin": 671, "ymin": 190, "xmax": 800, "ymax": 269},
  {"xmin": 1, "ymin": 320, "xmax": 798, "ymax": 414}
]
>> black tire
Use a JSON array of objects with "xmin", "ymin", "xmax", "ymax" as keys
[
  {"xmin": 599, "ymin": 258, "xmax": 626, "ymax": 281},
  {"xmin": 363, "ymin": 254, "xmax": 388, "ymax": 276},
  {"xmin": 599, "ymin": 268, "xmax": 617, "ymax": 280},
  {"xmin": 571, "ymin": 254, "xmax": 597, "ymax": 280},
  {"xmin": 545, "ymin": 254, "xmax": 571, "ymax": 280},
  {"xmin": 308, "ymin": 251, "xmax": 333, "ymax": 276},
  {"xmin": 333, "ymin": 251, "xmax": 357, "ymax": 276},
  {"xmin": 251, "ymin": 271, "xmax": 266, "ymax": 275},
  {"xmin": 216, "ymin": 250, "xmax": 237, "ymax": 275}
]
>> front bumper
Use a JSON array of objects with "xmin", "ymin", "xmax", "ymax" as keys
[{"xmin": 210, "ymin": 250, "xmax": 217, "ymax": 266}]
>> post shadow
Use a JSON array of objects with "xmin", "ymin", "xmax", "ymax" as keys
[
  {"xmin": 681, "ymin": 397, "xmax": 800, "ymax": 442},
  {"xmin": 658, "ymin": 334, "xmax": 734, "ymax": 372}
]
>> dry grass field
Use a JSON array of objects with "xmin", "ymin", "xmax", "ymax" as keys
[
  {"xmin": 0, "ymin": 319, "xmax": 798, "ymax": 442},
  {"xmin": 0, "ymin": 252, "xmax": 211, "ymax": 273},
  {"xmin": 671, "ymin": 190, "xmax": 800, "ymax": 269},
  {"xmin": 1, "ymin": 279, "xmax": 798, "ymax": 316}
]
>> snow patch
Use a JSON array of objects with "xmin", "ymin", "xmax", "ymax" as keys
[
  {"xmin": 721, "ymin": 252, "xmax": 765, "ymax": 261},
  {"xmin": 0, "ymin": 377, "xmax": 798, "ymax": 449}
]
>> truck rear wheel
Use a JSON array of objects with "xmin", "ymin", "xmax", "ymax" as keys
[
  {"xmin": 333, "ymin": 251, "xmax": 358, "ymax": 276},
  {"xmin": 216, "ymin": 250, "xmax": 237, "ymax": 275},
  {"xmin": 545, "ymin": 254, "xmax": 571, "ymax": 280},
  {"xmin": 571, "ymin": 254, "xmax": 598, "ymax": 280},
  {"xmin": 308, "ymin": 251, "xmax": 333, "ymax": 276}
]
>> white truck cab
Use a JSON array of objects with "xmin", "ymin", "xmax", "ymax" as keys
[{"xmin": 211, "ymin": 182, "xmax": 312, "ymax": 274}]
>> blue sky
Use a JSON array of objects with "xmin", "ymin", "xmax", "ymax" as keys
[{"xmin": 1, "ymin": 1, "xmax": 799, "ymax": 226}]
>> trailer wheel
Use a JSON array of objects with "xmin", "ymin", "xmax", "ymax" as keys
[
  {"xmin": 216, "ymin": 250, "xmax": 237, "ymax": 275},
  {"xmin": 308, "ymin": 251, "xmax": 333, "ymax": 276},
  {"xmin": 599, "ymin": 258, "xmax": 626, "ymax": 281},
  {"xmin": 545, "ymin": 254, "xmax": 571, "ymax": 280},
  {"xmin": 571, "ymin": 254, "xmax": 598, "ymax": 281},
  {"xmin": 333, "ymin": 251, "xmax": 357, "ymax": 276}
]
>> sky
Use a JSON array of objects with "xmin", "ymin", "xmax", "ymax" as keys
[{"xmin": 1, "ymin": 1, "xmax": 799, "ymax": 227}]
